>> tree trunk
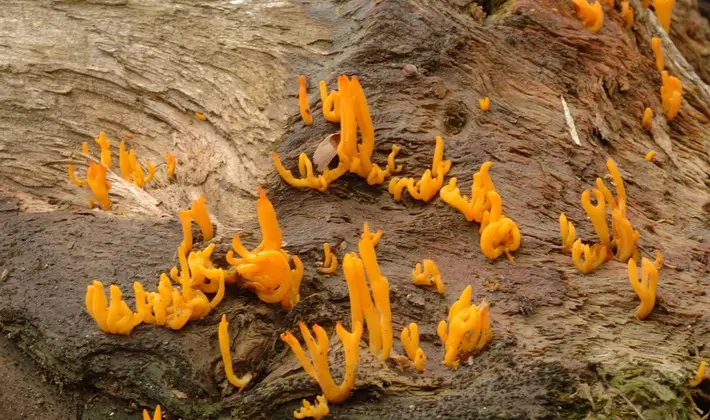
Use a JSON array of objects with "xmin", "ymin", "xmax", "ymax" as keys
[{"xmin": 1, "ymin": 0, "xmax": 709, "ymax": 418}]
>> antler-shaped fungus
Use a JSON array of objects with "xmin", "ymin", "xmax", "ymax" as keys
[
  {"xmin": 559, "ymin": 213, "xmax": 577, "ymax": 253},
  {"xmin": 294, "ymin": 395, "xmax": 330, "ymax": 420},
  {"xmin": 411, "ymin": 259, "xmax": 444, "ymax": 294},
  {"xmin": 439, "ymin": 161, "xmax": 496, "ymax": 223},
  {"xmin": 572, "ymin": 0, "xmax": 604, "ymax": 32},
  {"xmin": 480, "ymin": 217, "xmax": 521, "ymax": 261},
  {"xmin": 142, "ymin": 404, "xmax": 161, "ymax": 420},
  {"xmin": 85, "ymin": 281, "xmax": 143, "ymax": 334},
  {"xmin": 94, "ymin": 131, "xmax": 112, "ymax": 168},
  {"xmin": 581, "ymin": 189, "xmax": 611, "ymax": 248},
  {"xmin": 388, "ymin": 136, "xmax": 451, "ymax": 202},
  {"xmin": 628, "ymin": 252, "xmax": 662, "ymax": 320},
  {"xmin": 319, "ymin": 80, "xmax": 341, "ymax": 123},
  {"xmin": 179, "ymin": 195, "xmax": 214, "ymax": 251},
  {"xmin": 689, "ymin": 361, "xmax": 708, "ymax": 387},
  {"xmin": 318, "ymin": 242, "xmax": 338, "ymax": 274},
  {"xmin": 218, "ymin": 314, "xmax": 253, "ymax": 388},
  {"xmin": 571, "ymin": 239, "xmax": 607, "ymax": 274},
  {"xmin": 661, "ymin": 70, "xmax": 682, "ymax": 121},
  {"xmin": 401, "ymin": 323, "xmax": 427, "ymax": 372},
  {"xmin": 280, "ymin": 321, "xmax": 363, "ymax": 403},
  {"xmin": 86, "ymin": 161, "xmax": 112, "ymax": 210},
  {"xmin": 298, "ymin": 75, "xmax": 313, "ymax": 126},
  {"xmin": 361, "ymin": 221, "xmax": 383, "ymax": 246},
  {"xmin": 437, "ymin": 286, "xmax": 492, "ymax": 369}
]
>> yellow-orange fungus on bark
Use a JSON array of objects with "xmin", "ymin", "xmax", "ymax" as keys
[
  {"xmin": 195, "ymin": 112, "xmax": 206, "ymax": 120},
  {"xmin": 642, "ymin": 107, "xmax": 654, "ymax": 130},
  {"xmin": 689, "ymin": 362, "xmax": 708, "ymax": 387},
  {"xmin": 319, "ymin": 80, "xmax": 341, "ymax": 123},
  {"xmin": 87, "ymin": 161, "xmax": 112, "ymax": 210},
  {"xmin": 628, "ymin": 252, "xmax": 662, "ymax": 320},
  {"xmin": 572, "ymin": 239, "xmax": 606, "ymax": 274},
  {"xmin": 318, "ymin": 243, "xmax": 338, "ymax": 274},
  {"xmin": 651, "ymin": 38, "xmax": 664, "ymax": 72},
  {"xmin": 642, "ymin": 0, "xmax": 650, "ymax": 7},
  {"xmin": 119, "ymin": 141, "xmax": 131, "ymax": 180},
  {"xmin": 620, "ymin": 1, "xmax": 633, "ymax": 29},
  {"xmin": 654, "ymin": 0, "xmax": 675, "ymax": 33},
  {"xmin": 480, "ymin": 217, "xmax": 521, "ymax": 261},
  {"xmin": 438, "ymin": 286, "xmax": 492, "ymax": 369},
  {"xmin": 411, "ymin": 259, "xmax": 444, "ymax": 294},
  {"xmin": 645, "ymin": 151, "xmax": 656, "ymax": 161},
  {"xmin": 280, "ymin": 321, "xmax": 363, "ymax": 403},
  {"xmin": 572, "ymin": 0, "xmax": 604, "ymax": 32},
  {"xmin": 166, "ymin": 152, "xmax": 176, "ymax": 179},
  {"xmin": 94, "ymin": 131, "xmax": 112, "ymax": 168},
  {"xmin": 388, "ymin": 136, "xmax": 451, "ymax": 202},
  {"xmin": 218, "ymin": 315, "xmax": 253, "ymax": 388},
  {"xmin": 85, "ymin": 281, "xmax": 142, "ymax": 334},
  {"xmin": 581, "ymin": 189, "xmax": 610, "ymax": 248},
  {"xmin": 298, "ymin": 75, "xmax": 313, "ymax": 126},
  {"xmin": 559, "ymin": 213, "xmax": 576, "ymax": 253},
  {"xmin": 145, "ymin": 162, "xmax": 156, "ymax": 184},
  {"xmin": 401, "ymin": 323, "xmax": 426, "ymax": 372},
  {"xmin": 478, "ymin": 97, "xmax": 490, "ymax": 111},
  {"xmin": 82, "ymin": 142, "xmax": 89, "ymax": 155},
  {"xmin": 68, "ymin": 158, "xmax": 88, "ymax": 187},
  {"xmin": 142, "ymin": 404, "xmax": 161, "ymax": 420},
  {"xmin": 294, "ymin": 395, "xmax": 329, "ymax": 420},
  {"xmin": 611, "ymin": 209, "xmax": 639, "ymax": 262},
  {"xmin": 361, "ymin": 221, "xmax": 383, "ymax": 246},
  {"xmin": 661, "ymin": 71, "xmax": 682, "ymax": 121},
  {"xmin": 387, "ymin": 145, "xmax": 402, "ymax": 174}
]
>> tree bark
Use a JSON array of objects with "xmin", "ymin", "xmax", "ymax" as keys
[{"xmin": 0, "ymin": 0, "xmax": 709, "ymax": 419}]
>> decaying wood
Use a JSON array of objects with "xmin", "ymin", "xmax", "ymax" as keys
[{"xmin": 0, "ymin": 0, "xmax": 709, "ymax": 419}]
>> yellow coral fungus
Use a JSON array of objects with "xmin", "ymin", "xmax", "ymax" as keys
[
  {"xmin": 68, "ymin": 158, "xmax": 88, "ymax": 187},
  {"xmin": 388, "ymin": 136, "xmax": 451, "ymax": 202},
  {"xmin": 411, "ymin": 259, "xmax": 444, "ymax": 294},
  {"xmin": 318, "ymin": 243, "xmax": 338, "ymax": 274},
  {"xmin": 628, "ymin": 253, "xmax": 662, "ymax": 320},
  {"xmin": 479, "ymin": 190, "xmax": 503, "ymax": 233},
  {"xmin": 642, "ymin": 107, "xmax": 654, "ymax": 131},
  {"xmin": 387, "ymin": 145, "xmax": 402, "ymax": 174},
  {"xmin": 439, "ymin": 161, "xmax": 496, "ymax": 223},
  {"xmin": 86, "ymin": 161, "xmax": 112, "ymax": 210},
  {"xmin": 401, "ymin": 323, "xmax": 426, "ymax": 372},
  {"xmin": 280, "ymin": 321, "xmax": 363, "ymax": 403},
  {"xmin": 361, "ymin": 221, "xmax": 383, "ymax": 246},
  {"xmin": 294, "ymin": 395, "xmax": 329, "ymax": 420},
  {"xmin": 689, "ymin": 361, "xmax": 708, "ymax": 387},
  {"xmin": 438, "ymin": 286, "xmax": 492, "ymax": 369},
  {"xmin": 218, "ymin": 315, "xmax": 253, "ymax": 388},
  {"xmin": 179, "ymin": 195, "xmax": 214, "ymax": 251},
  {"xmin": 85, "ymin": 281, "xmax": 142, "ymax": 334},
  {"xmin": 572, "ymin": 0, "xmax": 604, "ymax": 33},
  {"xmin": 611, "ymin": 208, "xmax": 639, "ymax": 262},
  {"xmin": 581, "ymin": 189, "xmax": 611, "ymax": 248},
  {"xmin": 82, "ymin": 142, "xmax": 89, "ymax": 155},
  {"xmin": 480, "ymin": 217, "xmax": 521, "ymax": 261},
  {"xmin": 559, "ymin": 213, "xmax": 577, "ymax": 253},
  {"xmin": 620, "ymin": 1, "xmax": 633, "ymax": 29},
  {"xmin": 645, "ymin": 151, "xmax": 656, "ymax": 161},
  {"xmin": 142, "ymin": 404, "xmax": 161, "ymax": 420},
  {"xmin": 166, "ymin": 152, "xmax": 176, "ymax": 179},
  {"xmin": 654, "ymin": 0, "xmax": 675, "ymax": 33},
  {"xmin": 651, "ymin": 37, "xmax": 664, "ymax": 72},
  {"xmin": 94, "ymin": 131, "xmax": 112, "ymax": 168},
  {"xmin": 319, "ymin": 80, "xmax": 341, "ymax": 123},
  {"xmin": 195, "ymin": 112, "xmax": 206, "ymax": 121},
  {"xmin": 478, "ymin": 97, "xmax": 490, "ymax": 111},
  {"xmin": 572, "ymin": 239, "xmax": 607, "ymax": 274},
  {"xmin": 661, "ymin": 71, "xmax": 682, "ymax": 121},
  {"xmin": 298, "ymin": 75, "xmax": 313, "ymax": 126},
  {"xmin": 642, "ymin": 0, "xmax": 650, "ymax": 7}
]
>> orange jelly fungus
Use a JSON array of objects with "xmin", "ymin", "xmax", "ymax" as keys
[
  {"xmin": 85, "ymin": 281, "xmax": 143, "ymax": 334},
  {"xmin": 645, "ymin": 151, "xmax": 656, "ymax": 161},
  {"xmin": 226, "ymin": 187, "xmax": 303, "ymax": 310},
  {"xmin": 654, "ymin": 0, "xmax": 675, "ymax": 33},
  {"xmin": 437, "ymin": 286, "xmax": 492, "ymax": 369},
  {"xmin": 388, "ymin": 136, "xmax": 451, "ymax": 202},
  {"xmin": 142, "ymin": 404, "xmax": 161, "ymax": 420},
  {"xmin": 218, "ymin": 315, "xmax": 253, "ymax": 388},
  {"xmin": 572, "ymin": 0, "xmax": 604, "ymax": 32},
  {"xmin": 571, "ymin": 239, "xmax": 607, "ymax": 274},
  {"xmin": 68, "ymin": 158, "xmax": 88, "ymax": 187},
  {"xmin": 294, "ymin": 395, "xmax": 330, "ymax": 420},
  {"xmin": 179, "ymin": 195, "xmax": 214, "ymax": 251},
  {"xmin": 651, "ymin": 38, "xmax": 664, "ymax": 72},
  {"xmin": 620, "ymin": 1, "xmax": 633, "ymax": 29},
  {"xmin": 642, "ymin": 107, "xmax": 654, "ymax": 130},
  {"xmin": 559, "ymin": 213, "xmax": 577, "ymax": 253},
  {"xmin": 478, "ymin": 97, "xmax": 490, "ymax": 111},
  {"xmin": 401, "ymin": 323, "xmax": 427, "ymax": 372},
  {"xmin": 280, "ymin": 321, "xmax": 363, "ymax": 403},
  {"xmin": 274, "ymin": 75, "xmax": 400, "ymax": 191},
  {"xmin": 82, "ymin": 142, "xmax": 90, "ymax": 155},
  {"xmin": 661, "ymin": 71, "xmax": 682, "ymax": 121},
  {"xmin": 411, "ymin": 259, "xmax": 444, "ymax": 294},
  {"xmin": 440, "ymin": 161, "xmax": 496, "ymax": 223},
  {"xmin": 117, "ymin": 141, "xmax": 157, "ymax": 188},
  {"xmin": 94, "ymin": 131, "xmax": 112, "ymax": 168},
  {"xmin": 642, "ymin": 0, "xmax": 650, "ymax": 8},
  {"xmin": 480, "ymin": 216, "xmax": 521, "ymax": 261},
  {"xmin": 318, "ymin": 242, "xmax": 338, "ymax": 274},
  {"xmin": 319, "ymin": 80, "xmax": 341, "ymax": 123},
  {"xmin": 195, "ymin": 112, "xmax": 206, "ymax": 121},
  {"xmin": 342, "ymin": 227, "xmax": 393, "ymax": 360},
  {"xmin": 690, "ymin": 362, "xmax": 708, "ymax": 387},
  {"xmin": 298, "ymin": 75, "xmax": 313, "ymax": 126},
  {"xmin": 361, "ymin": 221, "xmax": 383, "ymax": 246},
  {"xmin": 166, "ymin": 152, "xmax": 176, "ymax": 179},
  {"xmin": 628, "ymin": 252, "xmax": 662, "ymax": 320},
  {"xmin": 581, "ymin": 189, "xmax": 611, "ymax": 248},
  {"xmin": 611, "ymin": 208, "xmax": 640, "ymax": 262}
]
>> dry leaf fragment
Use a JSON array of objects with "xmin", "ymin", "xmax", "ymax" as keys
[{"xmin": 313, "ymin": 133, "xmax": 341, "ymax": 172}]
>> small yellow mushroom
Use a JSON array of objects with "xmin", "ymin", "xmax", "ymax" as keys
[
  {"xmin": 581, "ymin": 189, "xmax": 610, "ymax": 248},
  {"xmin": 179, "ymin": 195, "xmax": 214, "ymax": 251},
  {"xmin": 401, "ymin": 323, "xmax": 426, "ymax": 372},
  {"xmin": 85, "ymin": 281, "xmax": 143, "ymax": 335},
  {"xmin": 86, "ymin": 161, "xmax": 112, "ymax": 210},
  {"xmin": 651, "ymin": 38, "xmax": 664, "ymax": 72},
  {"xmin": 218, "ymin": 315, "xmax": 253, "ymax": 388},
  {"xmin": 94, "ymin": 131, "xmax": 112, "ymax": 168},
  {"xmin": 642, "ymin": 107, "xmax": 654, "ymax": 131},
  {"xmin": 571, "ymin": 239, "xmax": 607, "ymax": 274},
  {"xmin": 572, "ymin": 0, "xmax": 604, "ymax": 32},
  {"xmin": 438, "ymin": 287, "xmax": 492, "ymax": 369},
  {"xmin": 298, "ymin": 75, "xmax": 313, "ymax": 126},
  {"xmin": 166, "ymin": 152, "xmax": 176, "ymax": 179},
  {"xmin": 141, "ymin": 404, "xmax": 161, "ymax": 420},
  {"xmin": 478, "ymin": 97, "xmax": 490, "ymax": 111},
  {"xmin": 628, "ymin": 253, "xmax": 662, "ymax": 320},
  {"xmin": 654, "ymin": 0, "xmax": 675, "ymax": 33},
  {"xmin": 620, "ymin": 1, "xmax": 633, "ymax": 29},
  {"xmin": 661, "ymin": 71, "xmax": 682, "ymax": 121},
  {"xmin": 645, "ymin": 151, "xmax": 656, "ymax": 161},
  {"xmin": 689, "ymin": 361, "xmax": 708, "ymax": 387},
  {"xmin": 294, "ymin": 395, "xmax": 330, "ymax": 420},
  {"xmin": 559, "ymin": 213, "xmax": 577, "ymax": 253},
  {"xmin": 195, "ymin": 112, "xmax": 206, "ymax": 120},
  {"xmin": 411, "ymin": 259, "xmax": 444, "ymax": 294},
  {"xmin": 280, "ymin": 321, "xmax": 363, "ymax": 403},
  {"xmin": 318, "ymin": 243, "xmax": 338, "ymax": 274},
  {"xmin": 82, "ymin": 142, "xmax": 90, "ymax": 155},
  {"xmin": 480, "ymin": 217, "xmax": 521, "ymax": 261}
]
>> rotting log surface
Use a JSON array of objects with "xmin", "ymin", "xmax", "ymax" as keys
[{"xmin": 1, "ymin": 0, "xmax": 709, "ymax": 419}]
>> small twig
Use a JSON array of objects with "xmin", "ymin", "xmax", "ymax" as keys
[
  {"xmin": 561, "ymin": 96, "xmax": 581, "ymax": 146},
  {"xmin": 618, "ymin": 392, "xmax": 647, "ymax": 420}
]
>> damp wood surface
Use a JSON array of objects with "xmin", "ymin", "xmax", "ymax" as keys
[{"xmin": 1, "ymin": 0, "xmax": 709, "ymax": 419}]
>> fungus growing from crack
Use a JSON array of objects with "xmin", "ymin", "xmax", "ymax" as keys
[
  {"xmin": 179, "ymin": 195, "xmax": 214, "ymax": 251},
  {"xmin": 388, "ymin": 136, "xmax": 451, "ymax": 202},
  {"xmin": 318, "ymin": 243, "xmax": 338, "ymax": 274},
  {"xmin": 480, "ymin": 217, "xmax": 521, "ymax": 261},
  {"xmin": 642, "ymin": 107, "xmax": 654, "ymax": 130},
  {"xmin": 439, "ymin": 161, "xmax": 496, "ymax": 223},
  {"xmin": 411, "ymin": 259, "xmax": 444, "ymax": 294},
  {"xmin": 94, "ymin": 131, "xmax": 112, "ymax": 168},
  {"xmin": 645, "ymin": 151, "xmax": 656, "ymax": 161},
  {"xmin": 651, "ymin": 37, "xmax": 664, "ymax": 71},
  {"xmin": 478, "ymin": 97, "xmax": 490, "ymax": 111},
  {"xmin": 628, "ymin": 252, "xmax": 662, "ymax": 320},
  {"xmin": 401, "ymin": 323, "xmax": 427, "ymax": 372},
  {"xmin": 620, "ymin": 1, "xmax": 633, "ymax": 29},
  {"xmin": 581, "ymin": 189, "xmax": 611, "ymax": 248},
  {"xmin": 218, "ymin": 314, "xmax": 253, "ymax": 388},
  {"xmin": 571, "ymin": 239, "xmax": 607, "ymax": 274},
  {"xmin": 559, "ymin": 213, "xmax": 577, "ymax": 253}
]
